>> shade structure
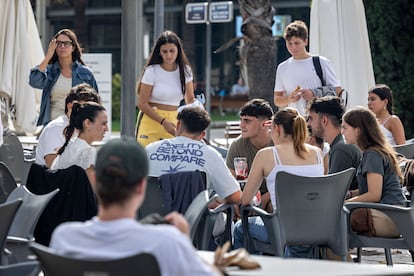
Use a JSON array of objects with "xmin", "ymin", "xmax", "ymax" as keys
[
  {"xmin": 310, "ymin": 0, "xmax": 375, "ymax": 109},
  {"xmin": 0, "ymin": 0, "xmax": 44, "ymax": 133}
]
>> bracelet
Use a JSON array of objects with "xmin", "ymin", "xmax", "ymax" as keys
[{"xmin": 160, "ymin": 118, "xmax": 165, "ymax": 125}]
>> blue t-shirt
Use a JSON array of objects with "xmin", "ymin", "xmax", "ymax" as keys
[{"xmin": 357, "ymin": 150, "xmax": 405, "ymax": 205}]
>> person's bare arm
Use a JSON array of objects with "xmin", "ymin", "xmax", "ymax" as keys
[
  {"xmin": 137, "ymin": 83, "xmax": 176, "ymax": 135},
  {"xmin": 85, "ymin": 167, "xmax": 95, "ymax": 187},
  {"xmin": 44, "ymin": 154, "xmax": 57, "ymax": 168},
  {"xmin": 184, "ymin": 81, "xmax": 195, "ymax": 104},
  {"xmin": 346, "ymin": 172, "xmax": 382, "ymax": 202},
  {"xmin": 38, "ymin": 39, "xmax": 57, "ymax": 71},
  {"xmin": 240, "ymin": 151, "xmax": 266, "ymax": 206},
  {"xmin": 274, "ymin": 86, "xmax": 301, "ymax": 107},
  {"xmin": 389, "ymin": 116, "xmax": 406, "ymax": 145},
  {"xmin": 274, "ymin": 91, "xmax": 288, "ymax": 107}
]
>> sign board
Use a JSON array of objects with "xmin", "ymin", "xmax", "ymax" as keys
[
  {"xmin": 185, "ymin": 3, "xmax": 208, "ymax": 24},
  {"xmin": 209, "ymin": 1, "xmax": 233, "ymax": 23},
  {"xmin": 82, "ymin": 53, "xmax": 112, "ymax": 140}
]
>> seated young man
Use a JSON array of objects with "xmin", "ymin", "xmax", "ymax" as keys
[
  {"xmin": 49, "ymin": 137, "xmax": 218, "ymax": 276},
  {"xmin": 146, "ymin": 107, "xmax": 241, "ymax": 205}
]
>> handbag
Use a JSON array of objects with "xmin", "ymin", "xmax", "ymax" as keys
[{"xmin": 350, "ymin": 208, "xmax": 375, "ymax": 237}]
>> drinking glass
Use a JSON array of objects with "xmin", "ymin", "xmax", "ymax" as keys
[{"xmin": 234, "ymin": 157, "xmax": 248, "ymax": 181}]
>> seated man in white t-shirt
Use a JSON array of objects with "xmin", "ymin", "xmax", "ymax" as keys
[
  {"xmin": 35, "ymin": 83, "xmax": 100, "ymax": 168},
  {"xmin": 50, "ymin": 137, "xmax": 218, "ymax": 276},
  {"xmin": 146, "ymin": 107, "xmax": 241, "ymax": 205}
]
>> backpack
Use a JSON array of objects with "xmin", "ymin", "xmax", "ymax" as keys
[{"xmin": 312, "ymin": 56, "xmax": 348, "ymax": 107}]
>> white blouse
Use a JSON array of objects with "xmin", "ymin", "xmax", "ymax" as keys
[{"xmin": 51, "ymin": 137, "xmax": 96, "ymax": 170}]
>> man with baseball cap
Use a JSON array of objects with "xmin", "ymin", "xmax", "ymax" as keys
[{"xmin": 49, "ymin": 137, "xmax": 217, "ymax": 275}]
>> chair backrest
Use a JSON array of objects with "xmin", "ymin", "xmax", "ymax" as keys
[
  {"xmin": 0, "ymin": 200, "xmax": 22, "ymax": 259},
  {"xmin": 210, "ymin": 145, "xmax": 228, "ymax": 159},
  {"xmin": 158, "ymin": 170, "xmax": 207, "ymax": 214},
  {"xmin": 0, "ymin": 261, "xmax": 39, "ymax": 276},
  {"xmin": 274, "ymin": 168, "xmax": 355, "ymax": 254},
  {"xmin": 184, "ymin": 190, "xmax": 217, "ymax": 248},
  {"xmin": 25, "ymin": 163, "xmax": 97, "ymax": 245},
  {"xmin": 0, "ymin": 162, "xmax": 17, "ymax": 204},
  {"xmin": 29, "ymin": 242, "xmax": 161, "ymax": 276},
  {"xmin": 138, "ymin": 176, "xmax": 167, "ymax": 219},
  {"xmin": 138, "ymin": 171, "xmax": 207, "ymax": 219},
  {"xmin": 393, "ymin": 143, "xmax": 414, "ymax": 159},
  {"xmin": 0, "ymin": 134, "xmax": 24, "ymax": 184},
  {"xmin": 6, "ymin": 185, "xmax": 59, "ymax": 239}
]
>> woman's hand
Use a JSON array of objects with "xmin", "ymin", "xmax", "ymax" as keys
[
  {"xmin": 45, "ymin": 38, "xmax": 57, "ymax": 60},
  {"xmin": 162, "ymin": 119, "xmax": 177, "ymax": 136},
  {"xmin": 39, "ymin": 38, "xmax": 57, "ymax": 72}
]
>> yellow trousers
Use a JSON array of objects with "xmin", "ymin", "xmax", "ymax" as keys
[{"xmin": 136, "ymin": 108, "xmax": 177, "ymax": 147}]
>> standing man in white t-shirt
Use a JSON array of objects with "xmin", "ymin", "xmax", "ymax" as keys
[
  {"xmin": 274, "ymin": 20, "xmax": 341, "ymax": 115},
  {"xmin": 35, "ymin": 83, "xmax": 100, "ymax": 167}
]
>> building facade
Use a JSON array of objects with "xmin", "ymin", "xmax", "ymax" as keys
[{"xmin": 31, "ymin": 0, "xmax": 310, "ymax": 94}]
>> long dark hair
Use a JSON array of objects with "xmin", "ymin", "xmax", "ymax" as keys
[
  {"xmin": 49, "ymin": 29, "xmax": 85, "ymax": 65},
  {"xmin": 273, "ymin": 107, "xmax": 308, "ymax": 159},
  {"xmin": 343, "ymin": 107, "xmax": 402, "ymax": 180},
  {"xmin": 140, "ymin": 30, "xmax": 192, "ymax": 95},
  {"xmin": 58, "ymin": 102, "xmax": 105, "ymax": 155}
]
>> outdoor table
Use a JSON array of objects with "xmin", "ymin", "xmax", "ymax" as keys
[{"xmin": 197, "ymin": 250, "xmax": 413, "ymax": 276}]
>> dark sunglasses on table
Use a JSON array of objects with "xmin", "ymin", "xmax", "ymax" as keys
[{"xmin": 56, "ymin": 40, "xmax": 73, "ymax": 48}]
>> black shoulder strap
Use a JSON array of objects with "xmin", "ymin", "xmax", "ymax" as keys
[{"xmin": 312, "ymin": 56, "xmax": 326, "ymax": 86}]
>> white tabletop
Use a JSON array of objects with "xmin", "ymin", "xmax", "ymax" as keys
[{"xmin": 198, "ymin": 251, "xmax": 413, "ymax": 276}]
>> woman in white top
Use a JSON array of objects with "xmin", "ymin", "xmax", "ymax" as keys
[
  {"xmin": 51, "ymin": 102, "xmax": 108, "ymax": 184},
  {"xmin": 136, "ymin": 30, "xmax": 195, "ymax": 146},
  {"xmin": 367, "ymin": 84, "xmax": 405, "ymax": 145},
  {"xmin": 233, "ymin": 107, "xmax": 324, "ymax": 257}
]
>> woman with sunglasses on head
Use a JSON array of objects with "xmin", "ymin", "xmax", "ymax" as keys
[
  {"xmin": 136, "ymin": 30, "xmax": 195, "ymax": 146},
  {"xmin": 30, "ymin": 29, "xmax": 98, "ymax": 126},
  {"xmin": 367, "ymin": 84, "xmax": 406, "ymax": 145}
]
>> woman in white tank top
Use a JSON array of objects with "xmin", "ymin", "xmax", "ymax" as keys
[
  {"xmin": 233, "ymin": 107, "xmax": 324, "ymax": 256},
  {"xmin": 367, "ymin": 84, "xmax": 405, "ymax": 145}
]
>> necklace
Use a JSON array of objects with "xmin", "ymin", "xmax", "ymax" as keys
[{"xmin": 378, "ymin": 115, "xmax": 391, "ymax": 126}]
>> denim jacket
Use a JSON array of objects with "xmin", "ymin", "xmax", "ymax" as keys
[{"xmin": 29, "ymin": 61, "xmax": 99, "ymax": 126}]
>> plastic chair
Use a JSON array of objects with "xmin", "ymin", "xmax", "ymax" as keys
[
  {"xmin": 0, "ymin": 134, "xmax": 25, "ymax": 184},
  {"xmin": 25, "ymin": 164, "xmax": 97, "ymax": 246},
  {"xmin": 0, "ymin": 261, "xmax": 39, "ymax": 276},
  {"xmin": 0, "ymin": 199, "xmax": 22, "ymax": 265},
  {"xmin": 345, "ymin": 201, "xmax": 414, "ymax": 266},
  {"xmin": 240, "ymin": 168, "xmax": 355, "ymax": 260},
  {"xmin": 184, "ymin": 190, "xmax": 234, "ymax": 250},
  {"xmin": 393, "ymin": 143, "xmax": 414, "ymax": 159},
  {"xmin": 0, "ymin": 162, "xmax": 17, "ymax": 204},
  {"xmin": 137, "ymin": 176, "xmax": 167, "ymax": 219},
  {"xmin": 29, "ymin": 242, "xmax": 161, "ymax": 276},
  {"xmin": 5, "ymin": 186, "xmax": 59, "ymax": 263},
  {"xmin": 137, "ymin": 170, "xmax": 207, "ymax": 219}
]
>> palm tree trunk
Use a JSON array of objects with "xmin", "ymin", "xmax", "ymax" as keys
[{"xmin": 238, "ymin": 0, "xmax": 277, "ymax": 111}]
